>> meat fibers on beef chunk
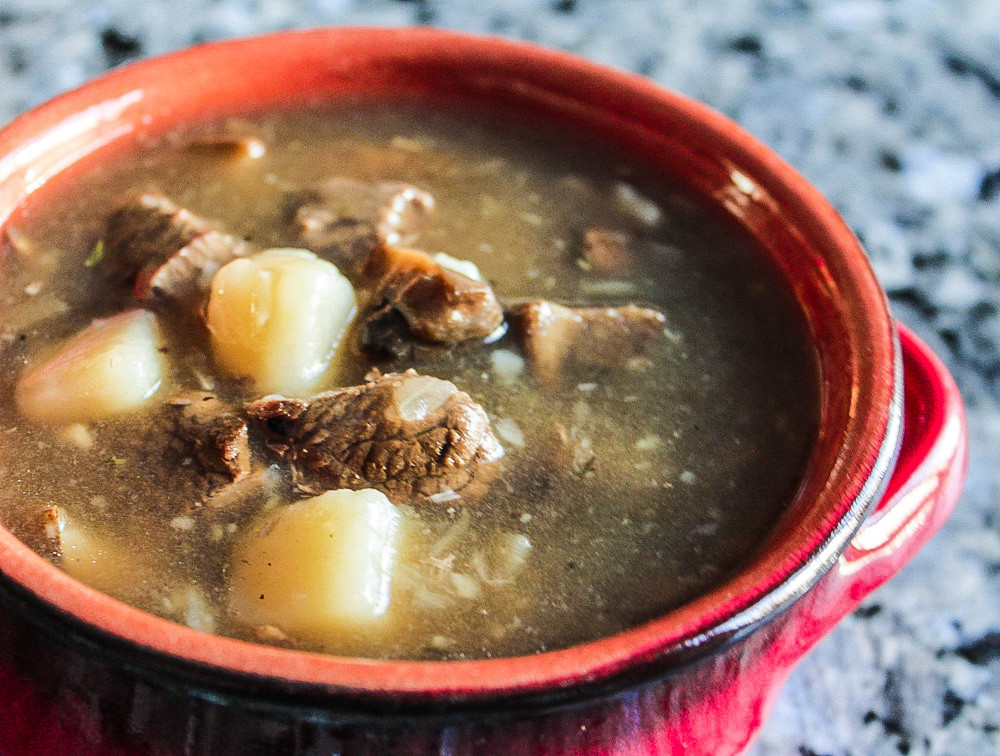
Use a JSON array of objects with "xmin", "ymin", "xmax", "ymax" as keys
[
  {"xmin": 161, "ymin": 391, "xmax": 252, "ymax": 482},
  {"xmin": 361, "ymin": 245, "xmax": 504, "ymax": 354},
  {"xmin": 246, "ymin": 369, "xmax": 504, "ymax": 505},
  {"xmin": 102, "ymin": 193, "xmax": 249, "ymax": 305},
  {"xmin": 509, "ymin": 300, "xmax": 666, "ymax": 383},
  {"xmin": 289, "ymin": 178, "xmax": 434, "ymax": 276}
]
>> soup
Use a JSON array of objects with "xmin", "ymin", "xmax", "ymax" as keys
[{"xmin": 0, "ymin": 102, "xmax": 819, "ymax": 660}]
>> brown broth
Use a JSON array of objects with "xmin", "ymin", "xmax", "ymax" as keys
[{"xmin": 0, "ymin": 102, "xmax": 819, "ymax": 659}]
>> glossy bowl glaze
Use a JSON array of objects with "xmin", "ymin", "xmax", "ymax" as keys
[{"xmin": 0, "ymin": 28, "xmax": 967, "ymax": 756}]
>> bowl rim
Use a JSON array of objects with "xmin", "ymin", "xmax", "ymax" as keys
[{"xmin": 0, "ymin": 26, "xmax": 902, "ymax": 707}]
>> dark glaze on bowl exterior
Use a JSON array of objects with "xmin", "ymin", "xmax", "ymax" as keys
[{"xmin": 0, "ymin": 28, "xmax": 967, "ymax": 755}]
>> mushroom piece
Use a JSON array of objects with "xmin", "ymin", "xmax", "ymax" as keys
[
  {"xmin": 247, "ymin": 369, "xmax": 504, "ymax": 505},
  {"xmin": 289, "ymin": 178, "xmax": 435, "ymax": 276},
  {"xmin": 360, "ymin": 245, "xmax": 505, "ymax": 356}
]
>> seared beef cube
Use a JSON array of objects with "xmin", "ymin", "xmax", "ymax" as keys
[
  {"xmin": 103, "ymin": 193, "xmax": 211, "ymax": 276},
  {"xmin": 102, "ymin": 193, "xmax": 249, "ymax": 305},
  {"xmin": 362, "ymin": 245, "xmax": 504, "ymax": 349},
  {"xmin": 165, "ymin": 391, "xmax": 251, "ymax": 482},
  {"xmin": 509, "ymin": 300, "xmax": 666, "ymax": 383},
  {"xmin": 136, "ymin": 229, "xmax": 249, "ymax": 306},
  {"xmin": 120, "ymin": 392, "xmax": 255, "ymax": 514},
  {"xmin": 247, "ymin": 370, "xmax": 504, "ymax": 505},
  {"xmin": 293, "ymin": 210, "xmax": 377, "ymax": 278},
  {"xmin": 290, "ymin": 178, "xmax": 434, "ymax": 276}
]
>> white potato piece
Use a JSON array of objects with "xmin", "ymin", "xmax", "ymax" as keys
[
  {"xmin": 15, "ymin": 308, "xmax": 165, "ymax": 424},
  {"xmin": 206, "ymin": 248, "xmax": 355, "ymax": 396},
  {"xmin": 45, "ymin": 507, "xmax": 159, "ymax": 605},
  {"xmin": 228, "ymin": 488, "xmax": 403, "ymax": 638}
]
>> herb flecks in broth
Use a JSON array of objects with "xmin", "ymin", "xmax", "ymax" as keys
[{"xmin": 0, "ymin": 103, "xmax": 819, "ymax": 660}]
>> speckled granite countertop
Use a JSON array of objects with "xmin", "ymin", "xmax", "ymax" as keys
[{"xmin": 1, "ymin": 2, "xmax": 998, "ymax": 755}]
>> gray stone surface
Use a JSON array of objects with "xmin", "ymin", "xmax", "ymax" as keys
[{"xmin": 1, "ymin": 1, "xmax": 997, "ymax": 754}]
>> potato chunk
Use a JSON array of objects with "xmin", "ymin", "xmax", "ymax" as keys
[
  {"xmin": 15, "ymin": 308, "xmax": 165, "ymax": 424},
  {"xmin": 228, "ymin": 489, "xmax": 403, "ymax": 638},
  {"xmin": 206, "ymin": 248, "xmax": 355, "ymax": 396},
  {"xmin": 59, "ymin": 511, "xmax": 146, "ymax": 601},
  {"xmin": 21, "ymin": 505, "xmax": 160, "ymax": 606}
]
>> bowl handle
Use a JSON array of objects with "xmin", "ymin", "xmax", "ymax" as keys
[
  {"xmin": 779, "ymin": 320, "xmax": 968, "ymax": 656},
  {"xmin": 834, "ymin": 323, "xmax": 967, "ymax": 597},
  {"xmin": 749, "ymin": 323, "xmax": 968, "ymax": 753}
]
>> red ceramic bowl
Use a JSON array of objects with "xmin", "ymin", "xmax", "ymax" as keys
[{"xmin": 0, "ymin": 28, "xmax": 967, "ymax": 756}]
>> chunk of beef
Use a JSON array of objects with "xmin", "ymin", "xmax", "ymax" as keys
[
  {"xmin": 578, "ymin": 227, "xmax": 635, "ymax": 274},
  {"xmin": 289, "ymin": 178, "xmax": 434, "ymax": 276},
  {"xmin": 508, "ymin": 300, "xmax": 666, "ymax": 383},
  {"xmin": 135, "ymin": 229, "xmax": 250, "ymax": 306},
  {"xmin": 163, "ymin": 391, "xmax": 252, "ymax": 482},
  {"xmin": 121, "ymin": 392, "xmax": 256, "ymax": 515},
  {"xmin": 247, "ymin": 370, "xmax": 504, "ymax": 505},
  {"xmin": 361, "ymin": 245, "xmax": 504, "ymax": 354},
  {"xmin": 289, "ymin": 179, "xmax": 501, "ymax": 354},
  {"xmin": 102, "ymin": 193, "xmax": 249, "ymax": 305}
]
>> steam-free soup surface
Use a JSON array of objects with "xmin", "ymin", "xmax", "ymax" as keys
[{"xmin": 0, "ymin": 102, "xmax": 818, "ymax": 659}]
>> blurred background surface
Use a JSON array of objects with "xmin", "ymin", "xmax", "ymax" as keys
[{"xmin": 1, "ymin": 2, "xmax": 998, "ymax": 754}]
